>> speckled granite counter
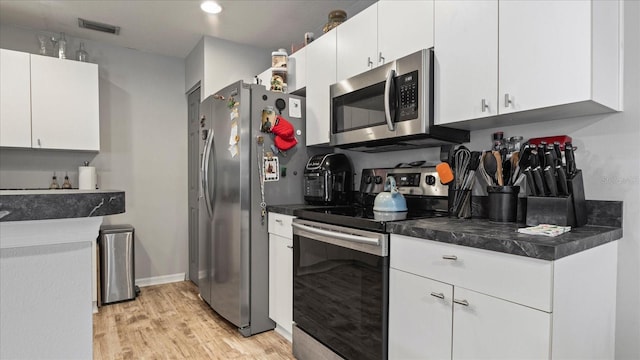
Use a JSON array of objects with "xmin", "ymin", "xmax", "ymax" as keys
[
  {"xmin": 0, "ymin": 190, "xmax": 125, "ymax": 222},
  {"xmin": 267, "ymin": 204, "xmax": 333, "ymax": 216}
]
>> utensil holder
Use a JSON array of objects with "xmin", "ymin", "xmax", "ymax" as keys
[
  {"xmin": 525, "ymin": 195, "xmax": 575, "ymax": 227},
  {"xmin": 449, "ymin": 189, "xmax": 471, "ymax": 219},
  {"xmin": 487, "ymin": 186, "xmax": 520, "ymax": 223}
]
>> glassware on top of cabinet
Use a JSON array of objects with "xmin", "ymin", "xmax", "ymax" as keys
[
  {"xmin": 57, "ymin": 32, "xmax": 67, "ymax": 59},
  {"xmin": 37, "ymin": 34, "xmax": 48, "ymax": 55},
  {"xmin": 62, "ymin": 173, "xmax": 72, "ymax": 189},
  {"xmin": 76, "ymin": 42, "xmax": 88, "ymax": 62}
]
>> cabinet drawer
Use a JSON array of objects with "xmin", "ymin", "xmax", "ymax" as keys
[
  {"xmin": 390, "ymin": 235, "xmax": 553, "ymax": 312},
  {"xmin": 268, "ymin": 213, "xmax": 295, "ymax": 238}
]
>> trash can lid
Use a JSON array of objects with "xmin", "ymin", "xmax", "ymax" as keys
[{"xmin": 100, "ymin": 224, "xmax": 134, "ymax": 234}]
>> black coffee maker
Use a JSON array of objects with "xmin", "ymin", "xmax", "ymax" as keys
[{"xmin": 303, "ymin": 153, "xmax": 353, "ymax": 205}]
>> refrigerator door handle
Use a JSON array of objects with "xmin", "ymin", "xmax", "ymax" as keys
[{"xmin": 202, "ymin": 131, "xmax": 214, "ymax": 218}]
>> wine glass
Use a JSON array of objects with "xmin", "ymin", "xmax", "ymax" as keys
[
  {"xmin": 49, "ymin": 36, "xmax": 58, "ymax": 57},
  {"xmin": 37, "ymin": 34, "xmax": 48, "ymax": 55}
]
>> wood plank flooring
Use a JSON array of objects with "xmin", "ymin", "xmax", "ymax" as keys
[{"xmin": 93, "ymin": 281, "xmax": 295, "ymax": 359}]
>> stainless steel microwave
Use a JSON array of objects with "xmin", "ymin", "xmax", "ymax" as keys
[{"xmin": 330, "ymin": 48, "xmax": 469, "ymax": 152}]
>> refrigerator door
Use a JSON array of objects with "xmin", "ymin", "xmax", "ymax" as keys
[
  {"xmin": 207, "ymin": 81, "xmax": 251, "ymax": 329},
  {"xmin": 198, "ymin": 97, "xmax": 212, "ymax": 306}
]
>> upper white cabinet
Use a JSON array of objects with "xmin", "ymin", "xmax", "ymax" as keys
[
  {"xmin": 289, "ymin": 48, "xmax": 306, "ymax": 93},
  {"xmin": 337, "ymin": 1, "xmax": 434, "ymax": 82},
  {"xmin": 0, "ymin": 49, "xmax": 32, "ymax": 148},
  {"xmin": 31, "ymin": 54, "xmax": 100, "ymax": 151},
  {"xmin": 305, "ymin": 29, "xmax": 336, "ymax": 146},
  {"xmin": 435, "ymin": 0, "xmax": 622, "ymax": 128}
]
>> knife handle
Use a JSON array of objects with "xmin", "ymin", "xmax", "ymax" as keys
[
  {"xmin": 544, "ymin": 151, "xmax": 555, "ymax": 171},
  {"xmin": 556, "ymin": 165, "xmax": 569, "ymax": 196},
  {"xmin": 553, "ymin": 142, "xmax": 563, "ymax": 165},
  {"xmin": 523, "ymin": 167, "xmax": 537, "ymax": 196},
  {"xmin": 544, "ymin": 166, "xmax": 558, "ymax": 196},
  {"xmin": 565, "ymin": 142, "xmax": 577, "ymax": 177},
  {"xmin": 532, "ymin": 166, "xmax": 547, "ymax": 196}
]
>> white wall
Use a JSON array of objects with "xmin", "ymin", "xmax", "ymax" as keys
[
  {"xmin": 344, "ymin": 2, "xmax": 640, "ymax": 358},
  {"xmin": 0, "ymin": 24, "xmax": 189, "ymax": 282}
]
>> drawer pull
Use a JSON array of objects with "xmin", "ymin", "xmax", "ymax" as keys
[
  {"xmin": 275, "ymin": 219, "xmax": 283, "ymax": 224},
  {"xmin": 453, "ymin": 299, "xmax": 469, "ymax": 306},
  {"xmin": 442, "ymin": 255, "xmax": 458, "ymax": 260},
  {"xmin": 286, "ymin": 245, "xmax": 293, "ymax": 249},
  {"xmin": 430, "ymin": 292, "xmax": 445, "ymax": 300}
]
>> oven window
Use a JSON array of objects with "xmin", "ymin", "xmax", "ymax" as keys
[
  {"xmin": 293, "ymin": 235, "xmax": 388, "ymax": 360},
  {"xmin": 332, "ymin": 81, "xmax": 388, "ymax": 133}
]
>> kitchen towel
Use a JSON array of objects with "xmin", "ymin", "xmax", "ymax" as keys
[{"xmin": 78, "ymin": 166, "xmax": 97, "ymax": 190}]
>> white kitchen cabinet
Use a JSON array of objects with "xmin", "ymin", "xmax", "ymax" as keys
[
  {"xmin": 305, "ymin": 29, "xmax": 336, "ymax": 146},
  {"xmin": 0, "ymin": 49, "xmax": 32, "ymax": 148},
  {"xmin": 389, "ymin": 234, "xmax": 618, "ymax": 359},
  {"xmin": 336, "ymin": 1, "xmax": 434, "ymax": 82},
  {"xmin": 289, "ymin": 48, "xmax": 306, "ymax": 93},
  {"xmin": 30, "ymin": 54, "xmax": 100, "ymax": 151},
  {"xmin": 267, "ymin": 212, "xmax": 295, "ymax": 340},
  {"xmin": 434, "ymin": 0, "xmax": 621, "ymax": 128},
  {"xmin": 256, "ymin": 68, "xmax": 271, "ymax": 90}
]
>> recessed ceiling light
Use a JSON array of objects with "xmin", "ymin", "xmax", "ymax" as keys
[{"xmin": 201, "ymin": 1, "xmax": 222, "ymax": 14}]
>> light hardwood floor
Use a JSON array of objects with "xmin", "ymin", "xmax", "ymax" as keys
[{"xmin": 93, "ymin": 281, "xmax": 295, "ymax": 359}]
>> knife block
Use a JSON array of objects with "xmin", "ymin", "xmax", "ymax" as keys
[{"xmin": 525, "ymin": 195, "xmax": 576, "ymax": 227}]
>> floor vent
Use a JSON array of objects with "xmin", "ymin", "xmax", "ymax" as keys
[{"xmin": 78, "ymin": 18, "xmax": 120, "ymax": 35}]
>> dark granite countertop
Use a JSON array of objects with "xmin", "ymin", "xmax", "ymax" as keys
[
  {"xmin": 268, "ymin": 201, "xmax": 623, "ymax": 261},
  {"xmin": 387, "ymin": 218, "xmax": 622, "ymax": 261},
  {"xmin": 0, "ymin": 190, "xmax": 125, "ymax": 222}
]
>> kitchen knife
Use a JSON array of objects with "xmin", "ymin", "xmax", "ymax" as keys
[
  {"xmin": 565, "ymin": 142, "xmax": 577, "ymax": 177},
  {"xmin": 543, "ymin": 165, "xmax": 558, "ymax": 196},
  {"xmin": 556, "ymin": 165, "xmax": 569, "ymax": 196},
  {"xmin": 538, "ymin": 142, "xmax": 547, "ymax": 168},
  {"xmin": 544, "ymin": 151, "xmax": 556, "ymax": 173},
  {"xmin": 524, "ymin": 166, "xmax": 537, "ymax": 196},
  {"xmin": 532, "ymin": 166, "xmax": 547, "ymax": 196},
  {"xmin": 553, "ymin": 142, "xmax": 563, "ymax": 165}
]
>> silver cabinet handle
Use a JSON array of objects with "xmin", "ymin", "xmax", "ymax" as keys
[
  {"xmin": 367, "ymin": 57, "xmax": 373, "ymax": 68},
  {"xmin": 481, "ymin": 99, "xmax": 489, "ymax": 112},
  {"xmin": 453, "ymin": 299, "xmax": 469, "ymax": 306},
  {"xmin": 286, "ymin": 245, "xmax": 293, "ymax": 249},
  {"xmin": 504, "ymin": 93, "xmax": 512, "ymax": 107},
  {"xmin": 379, "ymin": 52, "xmax": 385, "ymax": 64},
  {"xmin": 430, "ymin": 292, "xmax": 445, "ymax": 299},
  {"xmin": 442, "ymin": 255, "xmax": 458, "ymax": 260},
  {"xmin": 384, "ymin": 69, "xmax": 396, "ymax": 131},
  {"xmin": 275, "ymin": 219, "xmax": 283, "ymax": 224}
]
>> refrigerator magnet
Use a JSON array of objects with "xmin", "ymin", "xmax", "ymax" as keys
[
  {"xmin": 229, "ymin": 121, "xmax": 238, "ymax": 145},
  {"xmin": 263, "ymin": 157, "xmax": 280, "ymax": 182}
]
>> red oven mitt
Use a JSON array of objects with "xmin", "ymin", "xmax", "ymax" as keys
[{"xmin": 271, "ymin": 115, "xmax": 298, "ymax": 151}]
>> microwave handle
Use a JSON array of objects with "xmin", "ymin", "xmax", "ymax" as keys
[{"xmin": 384, "ymin": 69, "xmax": 395, "ymax": 131}]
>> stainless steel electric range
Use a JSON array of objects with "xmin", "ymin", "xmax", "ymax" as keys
[{"xmin": 291, "ymin": 166, "xmax": 449, "ymax": 360}]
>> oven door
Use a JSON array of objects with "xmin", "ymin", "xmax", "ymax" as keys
[{"xmin": 292, "ymin": 219, "xmax": 389, "ymax": 360}]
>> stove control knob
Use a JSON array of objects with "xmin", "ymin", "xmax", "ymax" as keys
[
  {"xmin": 374, "ymin": 176, "xmax": 383, "ymax": 184},
  {"xmin": 425, "ymin": 175, "xmax": 436, "ymax": 186},
  {"xmin": 364, "ymin": 176, "xmax": 373, "ymax": 184}
]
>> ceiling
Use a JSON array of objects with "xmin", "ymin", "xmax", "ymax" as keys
[{"xmin": 0, "ymin": 0, "xmax": 377, "ymax": 58}]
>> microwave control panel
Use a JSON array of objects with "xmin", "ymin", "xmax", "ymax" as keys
[{"xmin": 397, "ymin": 70, "xmax": 419, "ymax": 121}]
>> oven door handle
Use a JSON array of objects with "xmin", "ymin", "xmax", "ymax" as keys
[{"xmin": 292, "ymin": 222, "xmax": 380, "ymax": 246}]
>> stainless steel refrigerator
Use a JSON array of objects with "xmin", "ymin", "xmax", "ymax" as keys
[{"xmin": 198, "ymin": 81, "xmax": 307, "ymax": 336}]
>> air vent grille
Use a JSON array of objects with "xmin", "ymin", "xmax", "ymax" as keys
[{"xmin": 78, "ymin": 18, "xmax": 120, "ymax": 35}]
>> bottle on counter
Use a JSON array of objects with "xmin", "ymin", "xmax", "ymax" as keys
[
  {"xmin": 58, "ymin": 32, "xmax": 67, "ymax": 59},
  {"xmin": 62, "ymin": 173, "xmax": 72, "ymax": 189},
  {"xmin": 49, "ymin": 173, "xmax": 60, "ymax": 189}
]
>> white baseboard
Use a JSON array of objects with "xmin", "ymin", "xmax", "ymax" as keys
[{"xmin": 136, "ymin": 273, "xmax": 186, "ymax": 287}]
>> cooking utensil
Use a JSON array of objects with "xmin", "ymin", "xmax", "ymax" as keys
[
  {"xmin": 483, "ymin": 151, "xmax": 497, "ymax": 186},
  {"xmin": 556, "ymin": 165, "xmax": 569, "ymax": 196},
  {"xmin": 493, "ymin": 151, "xmax": 503, "ymax": 186},
  {"xmin": 502, "ymin": 157, "xmax": 511, "ymax": 186},
  {"xmin": 523, "ymin": 167, "xmax": 537, "ymax": 196},
  {"xmin": 436, "ymin": 162, "xmax": 454, "ymax": 185},
  {"xmin": 454, "ymin": 148, "xmax": 471, "ymax": 189},
  {"xmin": 532, "ymin": 166, "xmax": 547, "ymax": 195},
  {"xmin": 510, "ymin": 151, "xmax": 520, "ymax": 185}
]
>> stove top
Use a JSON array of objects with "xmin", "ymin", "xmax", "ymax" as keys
[{"xmin": 293, "ymin": 205, "xmax": 448, "ymax": 232}]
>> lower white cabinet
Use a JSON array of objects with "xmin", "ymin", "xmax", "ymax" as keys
[
  {"xmin": 267, "ymin": 212, "xmax": 294, "ymax": 339},
  {"xmin": 389, "ymin": 234, "xmax": 618, "ymax": 359}
]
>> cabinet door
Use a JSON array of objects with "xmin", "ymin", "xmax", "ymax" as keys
[
  {"xmin": 377, "ymin": 0, "xmax": 434, "ymax": 66},
  {"xmin": 0, "ymin": 49, "xmax": 31, "ymax": 148},
  {"xmin": 452, "ymin": 287, "xmax": 551, "ymax": 360},
  {"xmin": 336, "ymin": 4, "xmax": 377, "ymax": 81},
  {"xmin": 434, "ymin": 0, "xmax": 498, "ymax": 125},
  {"xmin": 268, "ymin": 233, "xmax": 293, "ymax": 335},
  {"xmin": 30, "ymin": 55, "xmax": 100, "ymax": 151},
  {"xmin": 256, "ymin": 68, "xmax": 271, "ymax": 91},
  {"xmin": 498, "ymin": 0, "xmax": 591, "ymax": 113},
  {"xmin": 289, "ymin": 49, "xmax": 306, "ymax": 93},
  {"xmin": 305, "ymin": 30, "xmax": 336, "ymax": 146},
  {"xmin": 389, "ymin": 269, "xmax": 452, "ymax": 360}
]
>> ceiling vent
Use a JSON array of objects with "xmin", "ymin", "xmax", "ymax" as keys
[{"xmin": 78, "ymin": 18, "xmax": 120, "ymax": 35}]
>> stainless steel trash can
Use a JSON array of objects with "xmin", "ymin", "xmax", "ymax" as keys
[{"xmin": 99, "ymin": 224, "xmax": 136, "ymax": 304}]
